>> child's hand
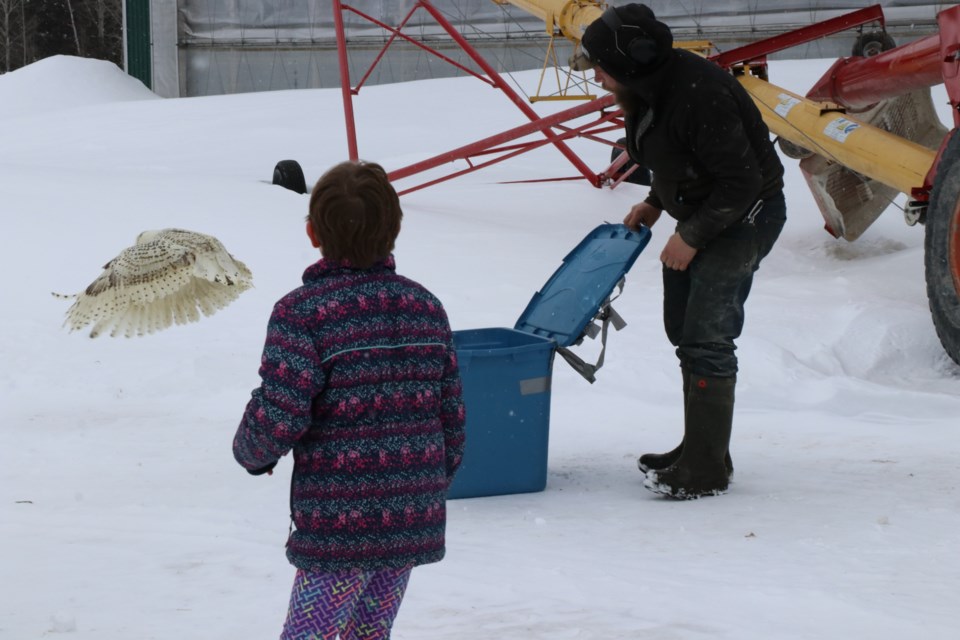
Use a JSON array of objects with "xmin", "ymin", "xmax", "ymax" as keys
[{"xmin": 247, "ymin": 461, "xmax": 277, "ymax": 476}]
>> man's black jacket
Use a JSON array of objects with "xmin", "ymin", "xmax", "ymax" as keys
[{"xmin": 623, "ymin": 49, "xmax": 785, "ymax": 249}]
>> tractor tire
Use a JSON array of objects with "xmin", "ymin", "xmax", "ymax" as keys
[
  {"xmin": 611, "ymin": 138, "xmax": 651, "ymax": 186},
  {"xmin": 852, "ymin": 30, "xmax": 896, "ymax": 57},
  {"xmin": 273, "ymin": 159, "xmax": 308, "ymax": 195},
  {"xmin": 924, "ymin": 131, "xmax": 960, "ymax": 366}
]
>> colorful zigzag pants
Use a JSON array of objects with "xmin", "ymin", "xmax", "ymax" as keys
[{"xmin": 280, "ymin": 567, "xmax": 412, "ymax": 640}]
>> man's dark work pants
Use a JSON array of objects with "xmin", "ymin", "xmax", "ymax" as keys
[{"xmin": 662, "ymin": 192, "xmax": 786, "ymax": 378}]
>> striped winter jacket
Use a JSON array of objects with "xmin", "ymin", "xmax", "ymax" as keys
[{"xmin": 233, "ymin": 256, "xmax": 466, "ymax": 572}]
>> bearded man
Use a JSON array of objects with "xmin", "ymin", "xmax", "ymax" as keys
[{"xmin": 573, "ymin": 3, "xmax": 787, "ymax": 499}]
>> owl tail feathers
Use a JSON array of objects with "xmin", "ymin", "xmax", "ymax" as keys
[{"xmin": 52, "ymin": 291, "xmax": 95, "ymax": 336}]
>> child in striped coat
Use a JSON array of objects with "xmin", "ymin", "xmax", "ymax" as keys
[{"xmin": 233, "ymin": 161, "xmax": 466, "ymax": 639}]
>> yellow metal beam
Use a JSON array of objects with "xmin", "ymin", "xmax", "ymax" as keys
[
  {"xmin": 496, "ymin": 0, "xmax": 713, "ymax": 53},
  {"xmin": 739, "ymin": 74, "xmax": 935, "ymax": 195},
  {"xmin": 495, "ymin": 0, "xmax": 933, "ymax": 195},
  {"xmin": 495, "ymin": 0, "xmax": 604, "ymax": 40}
]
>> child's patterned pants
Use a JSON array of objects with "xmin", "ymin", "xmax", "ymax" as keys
[{"xmin": 279, "ymin": 567, "xmax": 412, "ymax": 640}]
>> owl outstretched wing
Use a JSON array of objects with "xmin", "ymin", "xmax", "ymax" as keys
[{"xmin": 55, "ymin": 228, "xmax": 253, "ymax": 338}]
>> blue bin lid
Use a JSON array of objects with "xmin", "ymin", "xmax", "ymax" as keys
[{"xmin": 514, "ymin": 223, "xmax": 651, "ymax": 348}]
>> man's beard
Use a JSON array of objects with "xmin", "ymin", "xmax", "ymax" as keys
[{"xmin": 612, "ymin": 85, "xmax": 646, "ymax": 116}]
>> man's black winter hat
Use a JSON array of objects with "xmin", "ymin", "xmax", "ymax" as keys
[{"xmin": 570, "ymin": 3, "xmax": 674, "ymax": 80}]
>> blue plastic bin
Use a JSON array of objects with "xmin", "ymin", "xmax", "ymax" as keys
[
  {"xmin": 446, "ymin": 224, "xmax": 651, "ymax": 500},
  {"xmin": 447, "ymin": 328, "xmax": 556, "ymax": 499}
]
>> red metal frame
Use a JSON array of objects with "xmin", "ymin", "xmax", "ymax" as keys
[
  {"xmin": 333, "ymin": 1, "xmax": 960, "ymax": 198},
  {"xmin": 712, "ymin": 3, "xmax": 960, "ymax": 204},
  {"xmin": 347, "ymin": 4, "xmax": 497, "ymax": 90},
  {"xmin": 920, "ymin": 6, "xmax": 960, "ymax": 198},
  {"xmin": 938, "ymin": 4, "xmax": 960, "ymax": 127},
  {"xmin": 811, "ymin": 4, "xmax": 960, "ymax": 201},
  {"xmin": 806, "ymin": 34, "xmax": 943, "ymax": 110},
  {"xmin": 805, "ymin": 5, "xmax": 960, "ymax": 117},
  {"xmin": 388, "ymin": 95, "xmax": 622, "ymax": 195},
  {"xmin": 332, "ymin": 0, "xmax": 359, "ymax": 162},
  {"xmin": 710, "ymin": 5, "xmax": 885, "ymax": 69},
  {"xmin": 331, "ymin": 0, "xmax": 608, "ymax": 192}
]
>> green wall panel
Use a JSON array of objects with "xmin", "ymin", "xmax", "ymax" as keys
[{"xmin": 126, "ymin": 0, "xmax": 151, "ymax": 89}]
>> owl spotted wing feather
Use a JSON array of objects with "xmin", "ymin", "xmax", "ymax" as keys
[{"xmin": 58, "ymin": 229, "xmax": 253, "ymax": 338}]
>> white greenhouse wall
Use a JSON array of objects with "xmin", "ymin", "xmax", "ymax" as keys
[{"xmin": 149, "ymin": 1, "xmax": 950, "ymax": 97}]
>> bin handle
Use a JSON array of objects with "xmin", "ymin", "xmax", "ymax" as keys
[{"xmin": 556, "ymin": 279, "xmax": 627, "ymax": 384}]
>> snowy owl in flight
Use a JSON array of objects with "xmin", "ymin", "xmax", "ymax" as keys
[{"xmin": 56, "ymin": 228, "xmax": 253, "ymax": 338}]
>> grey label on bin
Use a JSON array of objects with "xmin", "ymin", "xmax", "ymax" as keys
[{"xmin": 519, "ymin": 376, "xmax": 551, "ymax": 396}]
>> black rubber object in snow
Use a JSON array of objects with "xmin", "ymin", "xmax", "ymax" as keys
[
  {"xmin": 924, "ymin": 130, "xmax": 960, "ymax": 366},
  {"xmin": 610, "ymin": 138, "xmax": 652, "ymax": 186},
  {"xmin": 852, "ymin": 30, "xmax": 896, "ymax": 57},
  {"xmin": 273, "ymin": 160, "xmax": 308, "ymax": 195}
]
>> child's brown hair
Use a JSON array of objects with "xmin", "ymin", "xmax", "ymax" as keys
[{"xmin": 308, "ymin": 161, "xmax": 402, "ymax": 269}]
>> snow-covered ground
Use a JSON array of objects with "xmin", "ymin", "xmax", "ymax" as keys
[{"xmin": 2, "ymin": 54, "xmax": 958, "ymax": 639}]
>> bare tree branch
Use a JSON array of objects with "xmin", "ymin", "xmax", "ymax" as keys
[{"xmin": 64, "ymin": 0, "xmax": 81, "ymax": 54}]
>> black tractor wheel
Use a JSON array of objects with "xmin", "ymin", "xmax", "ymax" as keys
[
  {"xmin": 852, "ymin": 30, "xmax": 896, "ymax": 57},
  {"xmin": 610, "ymin": 138, "xmax": 651, "ymax": 186},
  {"xmin": 273, "ymin": 159, "xmax": 308, "ymax": 195},
  {"xmin": 924, "ymin": 131, "xmax": 960, "ymax": 366}
]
